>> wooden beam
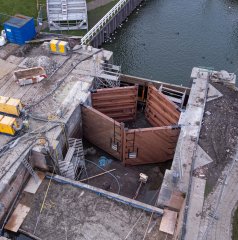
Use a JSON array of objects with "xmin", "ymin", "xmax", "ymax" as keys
[{"xmin": 80, "ymin": 169, "xmax": 116, "ymax": 182}]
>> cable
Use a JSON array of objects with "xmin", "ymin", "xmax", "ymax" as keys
[
  {"xmin": 123, "ymin": 188, "xmax": 160, "ymax": 240},
  {"xmin": 85, "ymin": 159, "xmax": 121, "ymax": 194},
  {"xmin": 33, "ymin": 130, "xmax": 59, "ymax": 235},
  {"xmin": 26, "ymin": 49, "xmax": 102, "ymax": 110},
  {"xmin": 0, "ymin": 167, "xmax": 28, "ymax": 235}
]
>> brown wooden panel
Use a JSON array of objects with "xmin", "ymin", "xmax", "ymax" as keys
[
  {"xmin": 145, "ymin": 85, "xmax": 180, "ymax": 127},
  {"xmin": 82, "ymin": 105, "xmax": 123, "ymax": 160},
  {"xmin": 92, "ymin": 86, "xmax": 138, "ymax": 122},
  {"xmin": 123, "ymin": 126, "xmax": 180, "ymax": 165}
]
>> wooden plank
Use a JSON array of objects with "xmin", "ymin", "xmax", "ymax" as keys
[
  {"xmin": 167, "ymin": 192, "xmax": 185, "ymax": 212},
  {"xmin": 113, "ymin": 116, "xmax": 135, "ymax": 122},
  {"xmin": 145, "ymin": 111, "xmax": 168, "ymax": 128},
  {"xmin": 5, "ymin": 204, "xmax": 30, "ymax": 232},
  {"xmin": 83, "ymin": 106, "xmax": 121, "ymax": 126},
  {"xmin": 93, "ymin": 85, "xmax": 137, "ymax": 93},
  {"xmin": 92, "ymin": 86, "xmax": 138, "ymax": 122},
  {"xmin": 82, "ymin": 106, "xmax": 123, "ymax": 160},
  {"xmin": 149, "ymin": 85, "xmax": 179, "ymax": 110},
  {"xmin": 96, "ymin": 104, "xmax": 136, "ymax": 112},
  {"xmin": 92, "ymin": 93, "xmax": 137, "ymax": 100},
  {"xmin": 24, "ymin": 171, "xmax": 45, "ymax": 194},
  {"xmin": 120, "ymin": 74, "xmax": 190, "ymax": 93},
  {"xmin": 123, "ymin": 128, "xmax": 177, "ymax": 165},
  {"xmin": 93, "ymin": 99, "xmax": 136, "ymax": 107},
  {"xmin": 147, "ymin": 93, "xmax": 180, "ymax": 120},
  {"xmin": 146, "ymin": 106, "xmax": 172, "ymax": 126},
  {"xmin": 148, "ymin": 85, "xmax": 180, "ymax": 111},
  {"xmin": 159, "ymin": 209, "xmax": 178, "ymax": 235},
  {"xmin": 147, "ymin": 100, "xmax": 179, "ymax": 124},
  {"xmin": 145, "ymin": 85, "xmax": 180, "ymax": 128}
]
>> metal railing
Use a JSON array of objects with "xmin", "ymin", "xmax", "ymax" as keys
[{"xmin": 81, "ymin": 0, "xmax": 129, "ymax": 45}]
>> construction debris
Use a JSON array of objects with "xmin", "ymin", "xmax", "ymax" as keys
[
  {"xmin": 23, "ymin": 56, "xmax": 58, "ymax": 75},
  {"xmin": 14, "ymin": 67, "xmax": 47, "ymax": 86}
]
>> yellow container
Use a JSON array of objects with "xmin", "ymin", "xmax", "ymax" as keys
[
  {"xmin": 58, "ymin": 41, "xmax": 67, "ymax": 54},
  {"xmin": 50, "ymin": 39, "xmax": 69, "ymax": 55},
  {"xmin": 0, "ymin": 96, "xmax": 23, "ymax": 116},
  {"xmin": 50, "ymin": 39, "xmax": 59, "ymax": 53},
  {"xmin": 0, "ymin": 115, "xmax": 18, "ymax": 135}
]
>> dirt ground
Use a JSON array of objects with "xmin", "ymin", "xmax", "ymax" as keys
[
  {"xmin": 83, "ymin": 140, "xmax": 172, "ymax": 206},
  {"xmin": 19, "ymin": 180, "xmax": 171, "ymax": 240},
  {"xmin": 198, "ymin": 82, "xmax": 238, "ymax": 193}
]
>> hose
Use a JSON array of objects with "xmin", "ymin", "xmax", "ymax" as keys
[{"xmin": 85, "ymin": 159, "xmax": 121, "ymax": 194}]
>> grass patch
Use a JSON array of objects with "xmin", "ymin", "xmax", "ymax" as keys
[
  {"xmin": 0, "ymin": 0, "xmax": 119, "ymax": 35},
  {"xmin": 43, "ymin": 28, "xmax": 87, "ymax": 37},
  {"xmin": 232, "ymin": 207, "xmax": 238, "ymax": 240},
  {"xmin": 0, "ymin": 0, "xmax": 45, "ymax": 20},
  {"xmin": 88, "ymin": 0, "xmax": 119, "ymax": 29},
  {"xmin": 204, "ymin": 182, "xmax": 213, "ymax": 197},
  {"xmin": 0, "ymin": 0, "xmax": 46, "ymax": 30}
]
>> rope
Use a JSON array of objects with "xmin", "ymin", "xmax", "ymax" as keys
[
  {"xmin": 33, "ymin": 170, "xmax": 54, "ymax": 234},
  {"xmin": 85, "ymin": 159, "xmax": 121, "ymax": 194},
  {"xmin": 142, "ymin": 209, "xmax": 154, "ymax": 240},
  {"xmin": 33, "ymin": 124, "xmax": 59, "ymax": 235}
]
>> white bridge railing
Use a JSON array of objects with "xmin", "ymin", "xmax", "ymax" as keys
[{"xmin": 81, "ymin": 0, "xmax": 129, "ymax": 45}]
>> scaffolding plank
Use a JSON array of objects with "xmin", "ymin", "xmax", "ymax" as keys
[
  {"xmin": 159, "ymin": 209, "xmax": 178, "ymax": 235},
  {"xmin": 5, "ymin": 204, "xmax": 30, "ymax": 232},
  {"xmin": 24, "ymin": 171, "xmax": 45, "ymax": 194}
]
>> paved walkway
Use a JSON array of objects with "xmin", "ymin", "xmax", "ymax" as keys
[
  {"xmin": 87, "ymin": 0, "xmax": 116, "ymax": 11},
  {"xmin": 198, "ymin": 148, "xmax": 238, "ymax": 240}
]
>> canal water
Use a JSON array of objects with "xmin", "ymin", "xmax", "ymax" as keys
[{"xmin": 104, "ymin": 0, "xmax": 238, "ymax": 86}]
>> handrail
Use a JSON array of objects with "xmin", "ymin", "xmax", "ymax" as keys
[{"xmin": 81, "ymin": 0, "xmax": 129, "ymax": 45}]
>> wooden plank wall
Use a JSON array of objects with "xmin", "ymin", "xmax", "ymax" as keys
[
  {"xmin": 91, "ymin": 86, "xmax": 138, "ymax": 122},
  {"xmin": 145, "ymin": 85, "xmax": 180, "ymax": 127},
  {"xmin": 123, "ymin": 127, "xmax": 180, "ymax": 165},
  {"xmin": 82, "ymin": 105, "xmax": 123, "ymax": 160}
]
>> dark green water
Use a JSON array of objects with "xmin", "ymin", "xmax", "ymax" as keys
[{"xmin": 104, "ymin": 0, "xmax": 238, "ymax": 86}]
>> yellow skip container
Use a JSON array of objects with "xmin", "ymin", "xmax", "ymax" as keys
[
  {"xmin": 0, "ymin": 115, "xmax": 18, "ymax": 135},
  {"xmin": 0, "ymin": 96, "xmax": 23, "ymax": 116}
]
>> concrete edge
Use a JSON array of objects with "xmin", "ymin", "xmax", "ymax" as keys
[{"xmin": 47, "ymin": 174, "xmax": 164, "ymax": 216}]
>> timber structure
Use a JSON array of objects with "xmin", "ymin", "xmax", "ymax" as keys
[{"xmin": 0, "ymin": 42, "xmax": 236, "ymax": 240}]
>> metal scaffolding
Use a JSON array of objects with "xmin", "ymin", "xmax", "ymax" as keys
[{"xmin": 93, "ymin": 61, "xmax": 121, "ymax": 89}]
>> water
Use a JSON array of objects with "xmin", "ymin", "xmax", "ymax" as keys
[{"xmin": 104, "ymin": 0, "xmax": 238, "ymax": 86}]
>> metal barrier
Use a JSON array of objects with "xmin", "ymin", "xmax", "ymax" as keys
[{"xmin": 81, "ymin": 0, "xmax": 129, "ymax": 45}]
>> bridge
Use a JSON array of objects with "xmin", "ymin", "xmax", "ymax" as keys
[{"xmin": 81, "ymin": 0, "xmax": 143, "ymax": 47}]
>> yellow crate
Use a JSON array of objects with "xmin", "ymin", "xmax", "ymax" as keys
[
  {"xmin": 50, "ymin": 39, "xmax": 69, "ymax": 55},
  {"xmin": 0, "ymin": 96, "xmax": 23, "ymax": 116},
  {"xmin": 0, "ymin": 115, "xmax": 18, "ymax": 135},
  {"xmin": 50, "ymin": 39, "xmax": 59, "ymax": 53},
  {"xmin": 58, "ymin": 41, "xmax": 67, "ymax": 54}
]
